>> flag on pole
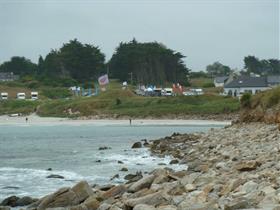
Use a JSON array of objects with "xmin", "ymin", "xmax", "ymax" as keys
[{"xmin": 98, "ymin": 74, "xmax": 109, "ymax": 86}]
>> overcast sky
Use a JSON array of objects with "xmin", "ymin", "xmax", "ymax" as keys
[{"xmin": 0, "ymin": 0, "xmax": 279, "ymax": 71}]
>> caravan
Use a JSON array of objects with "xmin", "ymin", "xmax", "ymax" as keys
[
  {"xmin": 1, "ymin": 92, "xmax": 8, "ymax": 100},
  {"xmin": 31, "ymin": 92, "xmax": 38, "ymax": 100},
  {"xmin": 17, "ymin": 92, "xmax": 26, "ymax": 100},
  {"xmin": 162, "ymin": 88, "xmax": 173, "ymax": 96}
]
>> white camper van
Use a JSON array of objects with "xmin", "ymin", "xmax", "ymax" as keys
[
  {"xmin": 17, "ymin": 92, "xmax": 26, "ymax": 100},
  {"xmin": 31, "ymin": 92, "xmax": 38, "ymax": 100},
  {"xmin": 1, "ymin": 92, "xmax": 8, "ymax": 100},
  {"xmin": 162, "ymin": 88, "xmax": 173, "ymax": 96}
]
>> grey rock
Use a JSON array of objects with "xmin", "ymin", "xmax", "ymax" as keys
[
  {"xmin": 132, "ymin": 142, "xmax": 142, "ymax": 149},
  {"xmin": 133, "ymin": 204, "xmax": 156, "ymax": 210},
  {"xmin": 125, "ymin": 191, "xmax": 170, "ymax": 207},
  {"xmin": 128, "ymin": 175, "xmax": 155, "ymax": 192},
  {"xmin": 1, "ymin": 196, "xmax": 19, "ymax": 207},
  {"xmin": 46, "ymin": 174, "xmax": 64, "ymax": 179}
]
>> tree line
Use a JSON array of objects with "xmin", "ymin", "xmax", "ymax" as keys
[
  {"xmin": 191, "ymin": 56, "xmax": 280, "ymax": 78},
  {"xmin": 0, "ymin": 39, "xmax": 189, "ymax": 86},
  {"xmin": 0, "ymin": 39, "xmax": 279, "ymax": 86}
]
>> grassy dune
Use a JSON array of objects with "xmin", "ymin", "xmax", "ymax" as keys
[
  {"xmin": 37, "ymin": 89, "xmax": 239, "ymax": 118},
  {"xmin": 0, "ymin": 81, "xmax": 240, "ymax": 117},
  {"xmin": 249, "ymin": 86, "xmax": 280, "ymax": 109}
]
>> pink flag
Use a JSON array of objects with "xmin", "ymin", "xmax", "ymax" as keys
[{"xmin": 98, "ymin": 74, "xmax": 109, "ymax": 85}]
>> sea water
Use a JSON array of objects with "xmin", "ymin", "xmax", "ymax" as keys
[{"xmin": 0, "ymin": 123, "xmax": 223, "ymax": 200}]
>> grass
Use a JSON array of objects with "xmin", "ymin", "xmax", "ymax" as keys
[
  {"xmin": 0, "ymin": 79, "xmax": 240, "ymax": 118},
  {"xmin": 37, "ymin": 93, "xmax": 240, "ymax": 118},
  {"xmin": 189, "ymin": 77, "xmax": 213, "ymax": 88},
  {"xmin": 249, "ymin": 87, "xmax": 280, "ymax": 109},
  {"xmin": 0, "ymin": 100, "xmax": 41, "ymax": 115}
]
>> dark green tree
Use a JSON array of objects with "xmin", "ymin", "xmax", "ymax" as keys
[
  {"xmin": 206, "ymin": 62, "xmax": 231, "ymax": 77},
  {"xmin": 41, "ymin": 39, "xmax": 105, "ymax": 82},
  {"xmin": 244, "ymin": 56, "xmax": 262, "ymax": 74},
  {"xmin": 108, "ymin": 40, "xmax": 190, "ymax": 85},
  {"xmin": 37, "ymin": 55, "xmax": 44, "ymax": 73},
  {"xmin": 244, "ymin": 56, "xmax": 280, "ymax": 75},
  {"xmin": 0, "ymin": 56, "xmax": 37, "ymax": 76},
  {"xmin": 268, "ymin": 59, "xmax": 280, "ymax": 74}
]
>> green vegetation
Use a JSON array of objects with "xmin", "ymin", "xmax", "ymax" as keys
[
  {"xmin": 206, "ymin": 61, "xmax": 232, "ymax": 77},
  {"xmin": 240, "ymin": 93, "xmax": 252, "ymax": 108},
  {"xmin": 244, "ymin": 56, "xmax": 280, "ymax": 75},
  {"xmin": 0, "ymin": 56, "xmax": 37, "ymax": 76},
  {"xmin": 0, "ymin": 80, "xmax": 239, "ymax": 118},
  {"xmin": 109, "ymin": 39, "xmax": 190, "ymax": 86},
  {"xmin": 41, "ymin": 87, "xmax": 72, "ymax": 99},
  {"xmin": 36, "ymin": 86, "xmax": 239, "ymax": 118},
  {"xmin": 249, "ymin": 87, "xmax": 280, "ymax": 109},
  {"xmin": 0, "ymin": 100, "xmax": 40, "ymax": 115},
  {"xmin": 189, "ymin": 77, "xmax": 213, "ymax": 88},
  {"xmin": 0, "ymin": 39, "xmax": 191, "ymax": 86},
  {"xmin": 39, "ymin": 39, "xmax": 105, "ymax": 82}
]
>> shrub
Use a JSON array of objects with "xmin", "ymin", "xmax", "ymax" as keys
[
  {"xmin": 41, "ymin": 88, "xmax": 72, "ymax": 99},
  {"xmin": 116, "ymin": 98, "xmax": 122, "ymax": 105},
  {"xmin": 267, "ymin": 89, "xmax": 280, "ymax": 108},
  {"xmin": 241, "ymin": 93, "xmax": 252, "ymax": 108},
  {"xmin": 27, "ymin": 81, "xmax": 40, "ymax": 89},
  {"xmin": 202, "ymin": 82, "xmax": 215, "ymax": 88}
]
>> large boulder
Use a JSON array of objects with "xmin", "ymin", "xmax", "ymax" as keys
[
  {"xmin": 97, "ymin": 203, "xmax": 111, "ymax": 210},
  {"xmin": 72, "ymin": 181, "xmax": 94, "ymax": 202},
  {"xmin": 124, "ymin": 172, "xmax": 143, "ymax": 183},
  {"xmin": 128, "ymin": 175, "xmax": 155, "ymax": 193},
  {"xmin": 224, "ymin": 198, "xmax": 250, "ymax": 210},
  {"xmin": 131, "ymin": 142, "xmax": 142, "ymax": 149},
  {"xmin": 0, "ymin": 207, "xmax": 10, "ymax": 210},
  {"xmin": 125, "ymin": 191, "xmax": 170, "ymax": 207},
  {"xmin": 235, "ymin": 160, "xmax": 260, "ymax": 171},
  {"xmin": 34, "ymin": 181, "xmax": 94, "ymax": 209},
  {"xmin": 16, "ymin": 196, "xmax": 36, "ymax": 206},
  {"xmin": 101, "ymin": 185, "xmax": 126, "ymax": 200},
  {"xmin": 83, "ymin": 196, "xmax": 100, "ymax": 210},
  {"xmin": 133, "ymin": 204, "xmax": 156, "ymax": 210},
  {"xmin": 1, "ymin": 196, "xmax": 19, "ymax": 207}
]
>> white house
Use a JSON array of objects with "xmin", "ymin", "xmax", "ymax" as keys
[
  {"xmin": 214, "ymin": 76, "xmax": 229, "ymax": 87},
  {"xmin": 224, "ymin": 76, "xmax": 271, "ymax": 97}
]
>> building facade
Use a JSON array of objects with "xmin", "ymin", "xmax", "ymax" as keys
[
  {"xmin": 224, "ymin": 76, "xmax": 271, "ymax": 97},
  {"xmin": 0, "ymin": 72, "xmax": 19, "ymax": 82}
]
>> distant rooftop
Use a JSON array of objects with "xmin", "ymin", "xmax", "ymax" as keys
[
  {"xmin": 267, "ymin": 75, "xmax": 280, "ymax": 84},
  {"xmin": 224, "ymin": 76, "xmax": 267, "ymax": 88},
  {"xmin": 214, "ymin": 76, "xmax": 229, "ymax": 83}
]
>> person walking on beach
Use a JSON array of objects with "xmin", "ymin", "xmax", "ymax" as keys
[
  {"xmin": 25, "ymin": 117, "xmax": 28, "ymax": 123},
  {"xmin": 129, "ymin": 118, "xmax": 132, "ymax": 126}
]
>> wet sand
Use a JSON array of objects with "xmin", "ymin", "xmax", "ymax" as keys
[{"xmin": 0, "ymin": 114, "xmax": 231, "ymax": 126}]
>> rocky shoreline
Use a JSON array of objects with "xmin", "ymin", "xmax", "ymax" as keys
[{"xmin": 1, "ymin": 122, "xmax": 280, "ymax": 210}]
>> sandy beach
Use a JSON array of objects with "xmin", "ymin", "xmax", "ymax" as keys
[{"xmin": 0, "ymin": 114, "xmax": 231, "ymax": 126}]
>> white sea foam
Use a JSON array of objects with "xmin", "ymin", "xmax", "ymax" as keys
[{"xmin": 0, "ymin": 167, "xmax": 84, "ymax": 200}]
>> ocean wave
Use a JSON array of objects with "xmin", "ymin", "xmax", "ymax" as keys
[{"xmin": 0, "ymin": 167, "xmax": 85, "ymax": 200}]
